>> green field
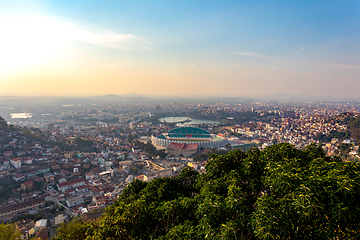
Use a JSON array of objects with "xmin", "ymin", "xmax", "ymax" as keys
[{"xmin": 233, "ymin": 143, "xmax": 257, "ymax": 151}]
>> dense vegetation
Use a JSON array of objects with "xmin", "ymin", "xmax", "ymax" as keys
[
  {"xmin": 343, "ymin": 114, "xmax": 360, "ymax": 141},
  {"xmin": 0, "ymin": 223, "xmax": 21, "ymax": 240},
  {"xmin": 53, "ymin": 143, "xmax": 360, "ymax": 239},
  {"xmin": 134, "ymin": 140, "xmax": 166, "ymax": 159},
  {"xmin": 315, "ymin": 114, "xmax": 360, "ymax": 143},
  {"xmin": 313, "ymin": 129, "xmax": 351, "ymax": 143}
]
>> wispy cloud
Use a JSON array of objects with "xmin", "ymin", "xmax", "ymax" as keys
[
  {"xmin": 60, "ymin": 18, "xmax": 150, "ymax": 50},
  {"xmin": 1, "ymin": 15, "xmax": 150, "ymax": 51},
  {"xmin": 233, "ymin": 51, "xmax": 266, "ymax": 58},
  {"xmin": 300, "ymin": 47, "xmax": 304, "ymax": 51}
]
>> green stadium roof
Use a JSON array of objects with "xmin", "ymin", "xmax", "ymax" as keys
[
  {"xmin": 168, "ymin": 127, "xmax": 210, "ymax": 138},
  {"xmin": 156, "ymin": 134, "xmax": 167, "ymax": 139}
]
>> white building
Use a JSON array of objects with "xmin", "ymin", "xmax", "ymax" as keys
[
  {"xmin": 66, "ymin": 195, "xmax": 84, "ymax": 207},
  {"xmin": 10, "ymin": 158, "xmax": 21, "ymax": 169},
  {"xmin": 57, "ymin": 178, "xmax": 86, "ymax": 192}
]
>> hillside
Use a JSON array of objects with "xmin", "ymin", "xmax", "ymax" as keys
[{"xmin": 53, "ymin": 143, "xmax": 360, "ymax": 239}]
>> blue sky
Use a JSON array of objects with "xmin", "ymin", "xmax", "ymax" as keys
[{"xmin": 0, "ymin": 0, "xmax": 359, "ymax": 98}]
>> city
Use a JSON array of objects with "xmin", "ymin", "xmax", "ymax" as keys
[
  {"xmin": 1, "ymin": 0, "xmax": 359, "ymax": 239},
  {"xmin": 0, "ymin": 97, "xmax": 359, "ymax": 239}
]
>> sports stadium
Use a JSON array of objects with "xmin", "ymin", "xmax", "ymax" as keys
[{"xmin": 151, "ymin": 126, "xmax": 227, "ymax": 150}]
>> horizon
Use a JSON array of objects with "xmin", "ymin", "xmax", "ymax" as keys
[
  {"xmin": 0, "ymin": 93, "xmax": 360, "ymax": 103},
  {"xmin": 1, "ymin": 1, "xmax": 359, "ymax": 98}
]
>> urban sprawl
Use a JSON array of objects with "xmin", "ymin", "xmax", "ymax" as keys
[{"xmin": 0, "ymin": 97, "xmax": 359, "ymax": 239}]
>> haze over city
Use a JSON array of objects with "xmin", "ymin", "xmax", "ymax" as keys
[{"xmin": 0, "ymin": 1, "xmax": 359, "ymax": 99}]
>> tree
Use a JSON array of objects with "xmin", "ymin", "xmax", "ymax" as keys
[
  {"xmin": 0, "ymin": 223, "xmax": 21, "ymax": 240},
  {"xmin": 252, "ymin": 144, "xmax": 360, "ymax": 239},
  {"xmin": 53, "ymin": 143, "xmax": 360, "ymax": 239},
  {"xmin": 53, "ymin": 218, "xmax": 92, "ymax": 240}
]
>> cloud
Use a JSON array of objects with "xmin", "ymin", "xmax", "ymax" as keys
[
  {"xmin": 64, "ymin": 21, "xmax": 149, "ymax": 50},
  {"xmin": 300, "ymin": 47, "xmax": 304, "ymax": 50},
  {"xmin": 271, "ymin": 65, "xmax": 278, "ymax": 69},
  {"xmin": 191, "ymin": 64, "xmax": 195, "ymax": 67},
  {"xmin": 1, "ymin": 15, "xmax": 150, "ymax": 51},
  {"xmin": 233, "ymin": 51, "xmax": 265, "ymax": 58},
  {"xmin": 235, "ymin": 63, "xmax": 242, "ymax": 66}
]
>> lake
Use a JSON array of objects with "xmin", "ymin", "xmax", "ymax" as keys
[
  {"xmin": 11, "ymin": 113, "xmax": 32, "ymax": 119},
  {"xmin": 159, "ymin": 117, "xmax": 219, "ymax": 127}
]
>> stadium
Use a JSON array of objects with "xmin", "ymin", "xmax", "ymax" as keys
[{"xmin": 151, "ymin": 127, "xmax": 227, "ymax": 156}]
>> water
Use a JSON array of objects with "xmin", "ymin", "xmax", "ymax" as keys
[
  {"xmin": 11, "ymin": 113, "xmax": 32, "ymax": 119},
  {"xmin": 159, "ymin": 117, "xmax": 219, "ymax": 127}
]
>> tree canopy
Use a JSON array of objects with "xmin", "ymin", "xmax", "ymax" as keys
[
  {"xmin": 55, "ymin": 143, "xmax": 360, "ymax": 239},
  {"xmin": 0, "ymin": 223, "xmax": 22, "ymax": 240}
]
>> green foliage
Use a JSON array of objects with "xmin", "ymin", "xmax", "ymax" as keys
[
  {"xmin": 314, "ymin": 130, "xmax": 351, "ymax": 143},
  {"xmin": 192, "ymin": 153, "xmax": 208, "ymax": 162},
  {"xmin": 338, "ymin": 143, "xmax": 351, "ymax": 156},
  {"xmin": 53, "ymin": 218, "xmax": 93, "ymax": 240},
  {"xmin": 192, "ymin": 148, "xmax": 228, "ymax": 163},
  {"xmin": 54, "ymin": 143, "xmax": 360, "ymax": 239},
  {"xmin": 0, "ymin": 178, "xmax": 21, "ymax": 204},
  {"xmin": 74, "ymin": 137, "xmax": 94, "ymax": 149},
  {"xmin": 134, "ymin": 140, "xmax": 166, "ymax": 158},
  {"xmin": 0, "ymin": 223, "xmax": 21, "ymax": 240},
  {"xmin": 128, "ymin": 133, "xmax": 138, "ymax": 143},
  {"xmin": 253, "ymin": 158, "xmax": 360, "ymax": 239}
]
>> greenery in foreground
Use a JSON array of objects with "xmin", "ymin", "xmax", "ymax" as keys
[{"xmin": 50, "ymin": 143, "xmax": 360, "ymax": 239}]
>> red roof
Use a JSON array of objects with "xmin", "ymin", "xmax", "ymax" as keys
[
  {"xmin": 58, "ymin": 178, "xmax": 85, "ymax": 188},
  {"xmin": 168, "ymin": 142, "xmax": 198, "ymax": 150},
  {"xmin": 183, "ymin": 143, "xmax": 198, "ymax": 150},
  {"xmin": 89, "ymin": 186, "xmax": 101, "ymax": 193},
  {"xmin": 76, "ymin": 185, "xmax": 88, "ymax": 190},
  {"xmin": 167, "ymin": 142, "xmax": 183, "ymax": 150},
  {"xmin": 23, "ymin": 180, "xmax": 33, "ymax": 186},
  {"xmin": 135, "ymin": 175, "xmax": 145, "ymax": 181},
  {"xmin": 10, "ymin": 157, "xmax": 21, "ymax": 162},
  {"xmin": 217, "ymin": 133, "xmax": 225, "ymax": 138}
]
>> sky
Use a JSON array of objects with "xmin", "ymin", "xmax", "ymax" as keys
[{"xmin": 0, "ymin": 0, "xmax": 359, "ymax": 98}]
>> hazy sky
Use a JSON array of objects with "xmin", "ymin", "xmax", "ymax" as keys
[{"xmin": 0, "ymin": 1, "xmax": 359, "ymax": 98}]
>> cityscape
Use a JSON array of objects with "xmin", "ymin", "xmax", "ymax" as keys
[
  {"xmin": 1, "ymin": 0, "xmax": 360, "ymax": 239},
  {"xmin": 0, "ymin": 96, "xmax": 360, "ymax": 238}
]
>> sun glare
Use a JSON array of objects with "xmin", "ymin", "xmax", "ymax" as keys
[{"xmin": 0, "ymin": 15, "xmax": 68, "ymax": 76}]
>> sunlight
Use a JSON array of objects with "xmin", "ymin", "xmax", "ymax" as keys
[{"xmin": 0, "ymin": 15, "xmax": 68, "ymax": 76}]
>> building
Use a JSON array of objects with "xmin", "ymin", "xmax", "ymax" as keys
[
  {"xmin": 167, "ymin": 142, "xmax": 198, "ymax": 157},
  {"xmin": 0, "ymin": 197, "xmax": 46, "ymax": 221},
  {"xmin": 34, "ymin": 219, "xmax": 47, "ymax": 230},
  {"xmin": 66, "ymin": 195, "xmax": 84, "ymax": 207},
  {"xmin": 54, "ymin": 214, "xmax": 65, "ymax": 226},
  {"xmin": 92, "ymin": 195, "xmax": 106, "ymax": 208},
  {"xmin": 21, "ymin": 180, "xmax": 34, "ymax": 191},
  {"xmin": 144, "ymin": 169, "xmax": 172, "ymax": 182},
  {"xmin": 10, "ymin": 158, "xmax": 21, "ymax": 169},
  {"xmin": 43, "ymin": 173, "xmax": 55, "ymax": 183},
  {"xmin": 152, "ymin": 127, "xmax": 227, "ymax": 148},
  {"xmin": 57, "ymin": 178, "xmax": 86, "ymax": 192},
  {"xmin": 81, "ymin": 211, "xmax": 103, "ymax": 223}
]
